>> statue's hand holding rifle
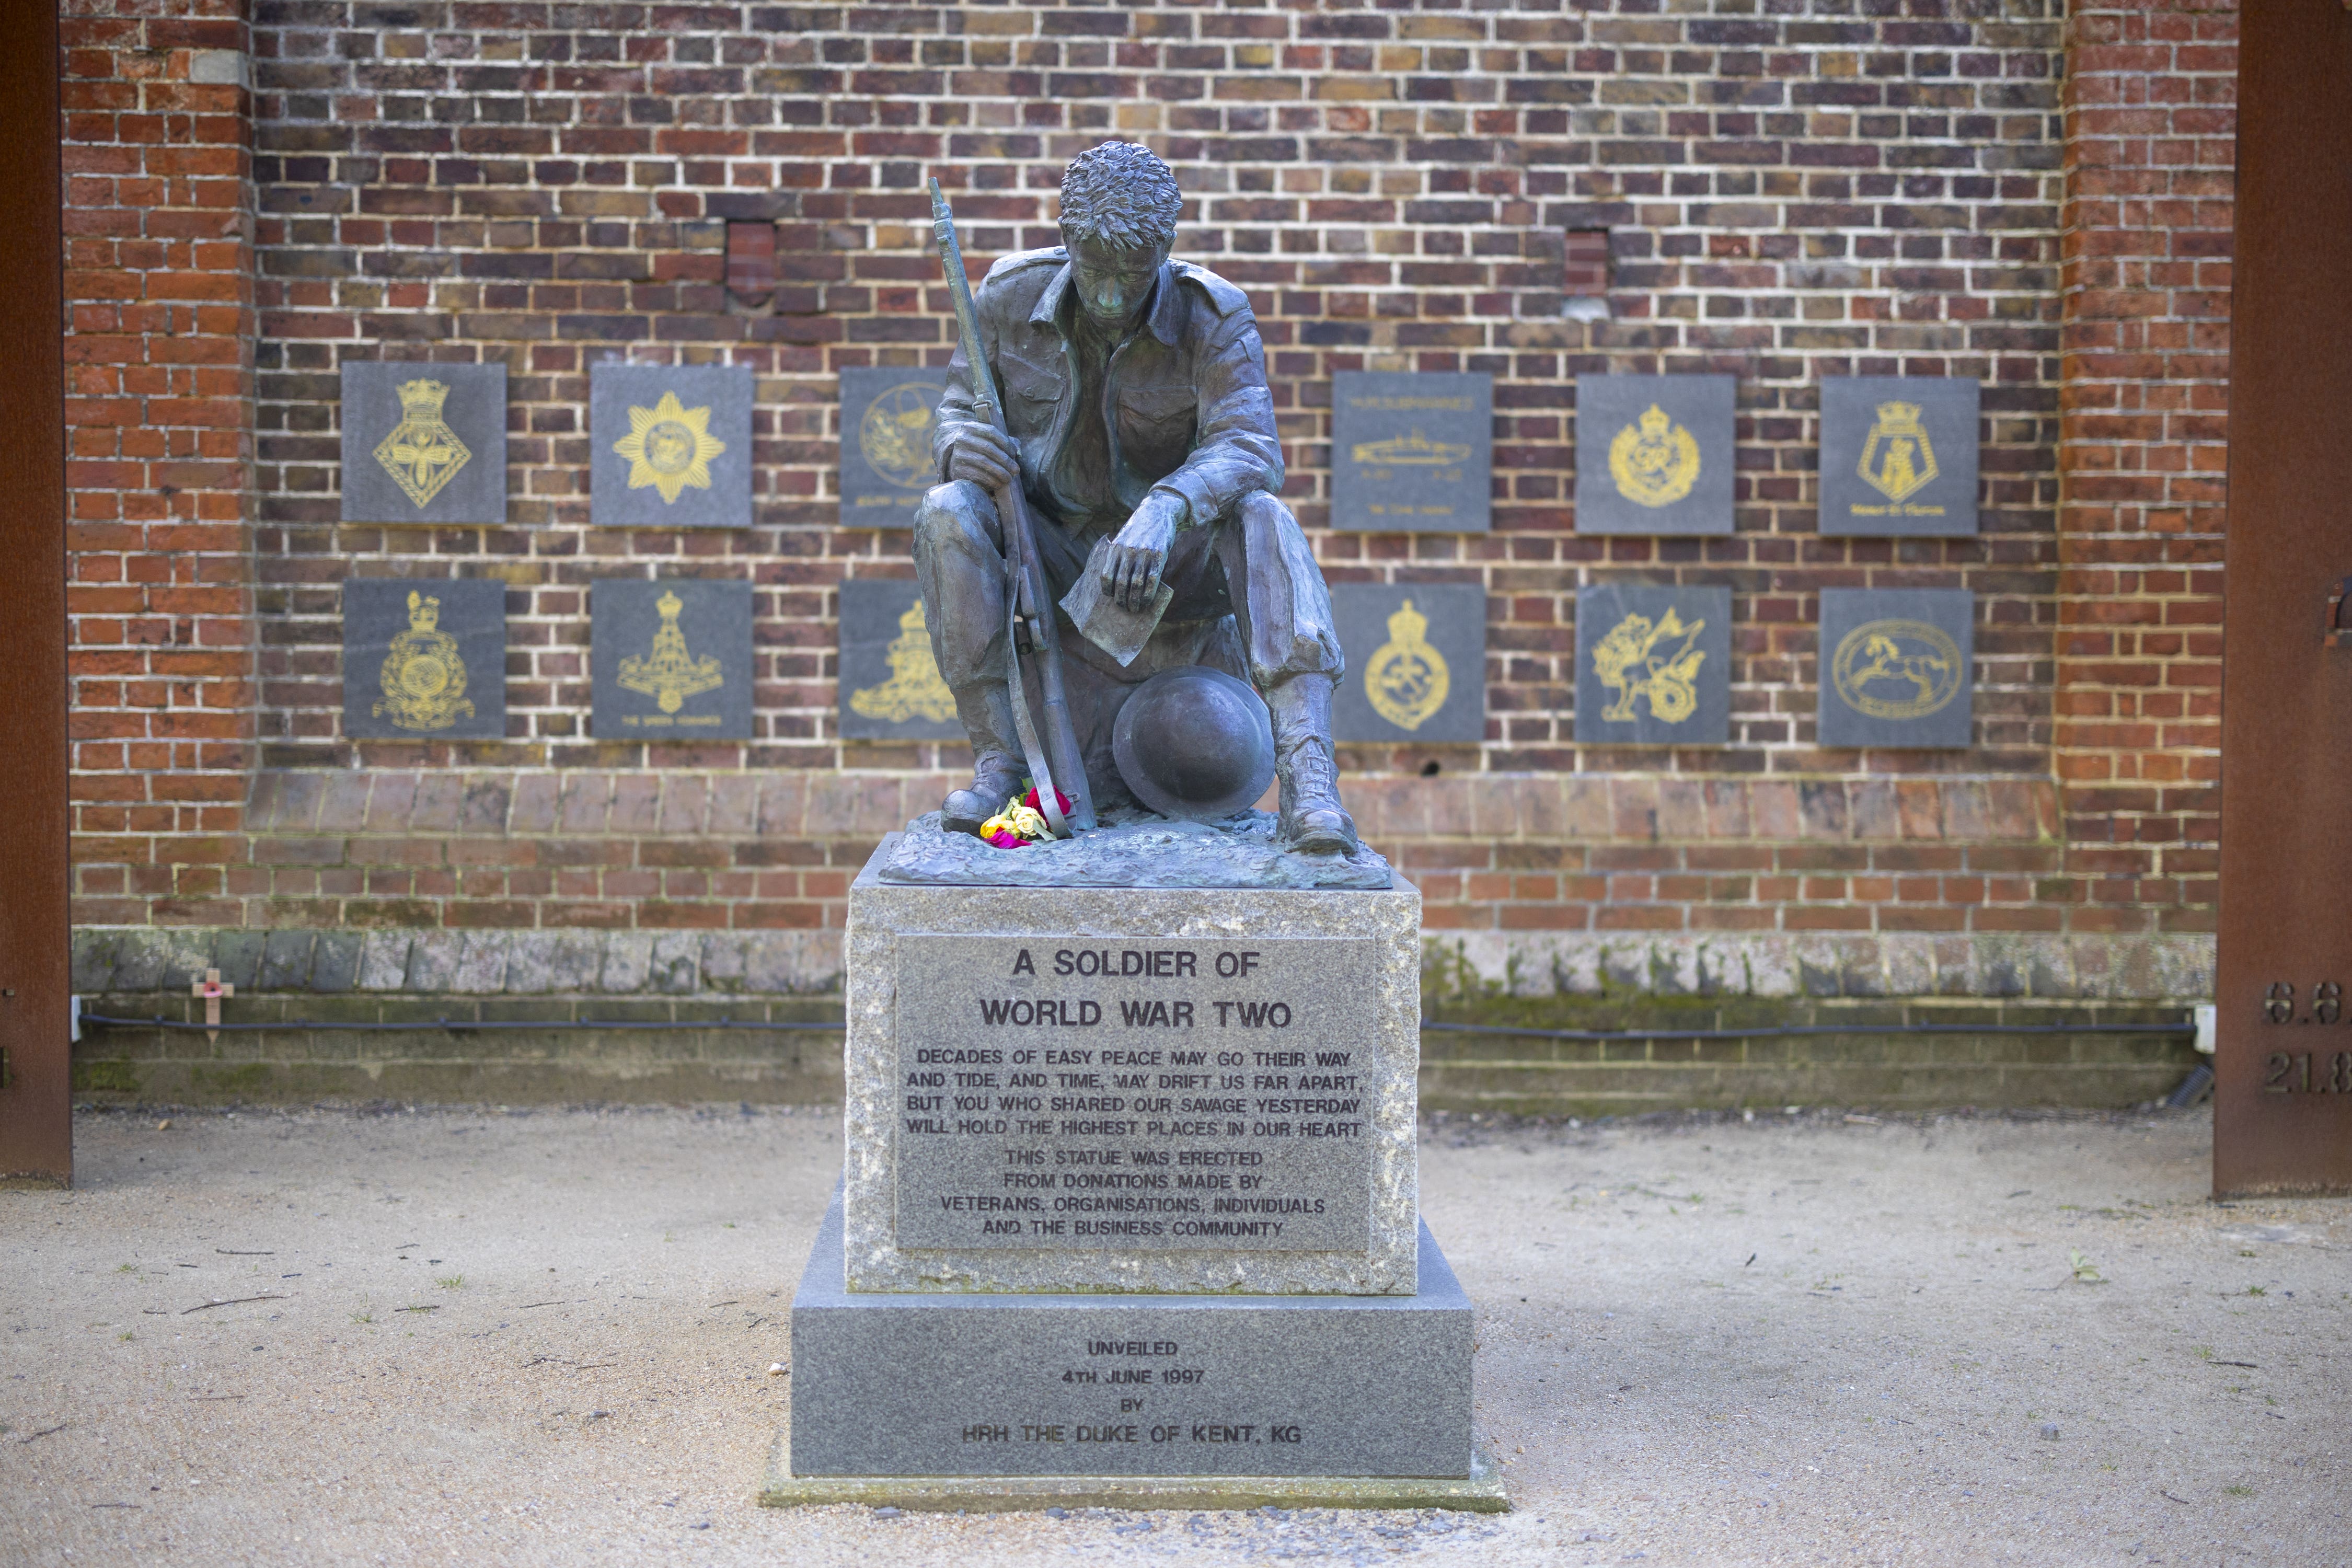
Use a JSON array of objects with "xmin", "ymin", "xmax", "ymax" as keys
[{"xmin": 928, "ymin": 178, "xmax": 1094, "ymax": 837}]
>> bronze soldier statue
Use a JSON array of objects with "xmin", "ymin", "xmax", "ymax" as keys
[{"xmin": 915, "ymin": 141, "xmax": 1358, "ymax": 854}]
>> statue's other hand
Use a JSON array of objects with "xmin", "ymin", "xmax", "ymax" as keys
[
  {"xmin": 1103, "ymin": 491, "xmax": 1184, "ymax": 611},
  {"xmin": 947, "ymin": 425, "xmax": 1020, "ymax": 490}
]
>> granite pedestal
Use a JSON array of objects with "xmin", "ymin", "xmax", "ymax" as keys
[
  {"xmin": 776, "ymin": 1184, "xmax": 1493, "ymax": 1497},
  {"xmin": 769, "ymin": 827, "xmax": 1493, "ymax": 1510}
]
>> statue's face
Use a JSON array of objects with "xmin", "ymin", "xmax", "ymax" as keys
[{"xmin": 1064, "ymin": 233, "xmax": 1169, "ymax": 331}]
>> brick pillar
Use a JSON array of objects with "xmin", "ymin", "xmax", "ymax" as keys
[
  {"xmin": 61, "ymin": 1, "xmax": 258, "ymax": 926},
  {"xmin": 2056, "ymin": 1, "xmax": 2236, "ymax": 938}
]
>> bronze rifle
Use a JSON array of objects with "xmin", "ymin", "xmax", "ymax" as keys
[{"xmin": 927, "ymin": 178, "xmax": 1095, "ymax": 835}]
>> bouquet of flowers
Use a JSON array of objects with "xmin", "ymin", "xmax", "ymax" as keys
[{"xmin": 979, "ymin": 786, "xmax": 1076, "ymax": 849}]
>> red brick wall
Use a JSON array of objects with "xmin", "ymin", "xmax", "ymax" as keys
[
  {"xmin": 62, "ymin": 0, "xmax": 258, "ymax": 927},
  {"xmin": 54, "ymin": 1, "xmax": 2233, "ymax": 1005},
  {"xmin": 2056, "ymin": 0, "xmax": 2235, "ymax": 942}
]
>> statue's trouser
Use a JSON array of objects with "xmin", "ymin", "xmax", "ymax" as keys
[{"xmin": 913, "ymin": 480, "xmax": 1355, "ymax": 849}]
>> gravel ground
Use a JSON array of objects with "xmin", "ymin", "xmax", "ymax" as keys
[{"xmin": 1, "ymin": 1103, "xmax": 2343, "ymax": 1566}]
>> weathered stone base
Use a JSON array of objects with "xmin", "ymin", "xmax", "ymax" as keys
[
  {"xmin": 758, "ymin": 1435, "xmax": 1509, "ymax": 1513},
  {"xmin": 788, "ymin": 1186, "xmax": 1475, "ymax": 1482}
]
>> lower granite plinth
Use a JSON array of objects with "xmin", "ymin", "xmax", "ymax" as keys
[{"xmin": 780, "ymin": 1183, "xmax": 1480, "ymax": 1489}]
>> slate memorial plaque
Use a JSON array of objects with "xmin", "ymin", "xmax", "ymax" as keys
[
  {"xmin": 839, "ymin": 367, "xmax": 949, "ymax": 525},
  {"xmin": 890, "ymin": 934, "xmax": 1380, "ymax": 1253},
  {"xmin": 1329, "ymin": 583, "xmax": 1486, "ymax": 744},
  {"xmin": 590, "ymin": 579, "xmax": 755, "ymax": 741},
  {"xmin": 339, "ymin": 362, "xmax": 508, "ymax": 525},
  {"xmin": 1817, "ymin": 587, "xmax": 1974, "ymax": 749},
  {"xmin": 838, "ymin": 578, "xmax": 963, "ymax": 741},
  {"xmin": 1573, "ymin": 374, "xmax": 1736, "ymax": 536},
  {"xmin": 340, "ymin": 578, "xmax": 508, "ymax": 740},
  {"xmin": 1573, "ymin": 582, "xmax": 1733, "ymax": 746},
  {"xmin": 589, "ymin": 362, "xmax": 755, "ymax": 529},
  {"xmin": 1330, "ymin": 371, "xmax": 1492, "ymax": 533},
  {"xmin": 1819, "ymin": 377, "xmax": 1979, "ymax": 537}
]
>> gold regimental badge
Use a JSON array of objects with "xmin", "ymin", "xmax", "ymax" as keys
[
  {"xmin": 1350, "ymin": 429, "xmax": 1473, "ymax": 467},
  {"xmin": 374, "ymin": 589, "xmax": 475, "ymax": 731},
  {"xmin": 858, "ymin": 383, "xmax": 939, "ymax": 490},
  {"xmin": 614, "ymin": 390, "xmax": 728, "ymax": 504},
  {"xmin": 1592, "ymin": 607, "xmax": 1705, "ymax": 723},
  {"xmin": 1607, "ymin": 402, "xmax": 1701, "ymax": 509},
  {"xmin": 1830, "ymin": 619, "xmax": 1962, "ymax": 720},
  {"xmin": 849, "ymin": 598, "xmax": 956, "ymax": 725},
  {"xmin": 618, "ymin": 590, "xmax": 725, "ymax": 713},
  {"xmin": 372, "ymin": 379, "xmax": 472, "ymax": 509},
  {"xmin": 1363, "ymin": 597, "xmax": 1451, "ymax": 732},
  {"xmin": 1856, "ymin": 400, "xmax": 1938, "ymax": 503}
]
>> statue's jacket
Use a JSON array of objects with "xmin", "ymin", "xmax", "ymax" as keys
[{"xmin": 930, "ymin": 247, "xmax": 1286, "ymax": 530}]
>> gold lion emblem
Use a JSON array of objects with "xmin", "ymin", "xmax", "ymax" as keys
[
  {"xmin": 372, "ymin": 379, "xmax": 471, "ymax": 509},
  {"xmin": 1830, "ymin": 619, "xmax": 1962, "ymax": 721},
  {"xmin": 617, "ymin": 590, "xmax": 725, "ymax": 713},
  {"xmin": 1591, "ymin": 607, "xmax": 1705, "ymax": 724},
  {"xmin": 1363, "ymin": 598, "xmax": 1450, "ymax": 731},
  {"xmin": 849, "ymin": 597, "xmax": 956, "ymax": 725},
  {"xmin": 374, "ymin": 589, "xmax": 475, "ymax": 731},
  {"xmin": 857, "ymin": 382, "xmax": 939, "ymax": 491},
  {"xmin": 613, "ymin": 391, "xmax": 727, "ymax": 504},
  {"xmin": 1607, "ymin": 402, "xmax": 1700, "ymax": 509},
  {"xmin": 1856, "ymin": 400, "xmax": 1939, "ymax": 503}
]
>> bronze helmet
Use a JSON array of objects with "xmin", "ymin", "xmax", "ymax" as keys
[{"xmin": 1111, "ymin": 665, "xmax": 1276, "ymax": 821}]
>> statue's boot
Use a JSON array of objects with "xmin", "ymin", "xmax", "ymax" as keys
[
  {"xmin": 941, "ymin": 684, "xmax": 1029, "ymax": 837},
  {"xmin": 1264, "ymin": 673, "xmax": 1358, "ymax": 855}
]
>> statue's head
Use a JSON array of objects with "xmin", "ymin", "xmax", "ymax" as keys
[{"xmin": 1057, "ymin": 141, "xmax": 1181, "ymax": 331}]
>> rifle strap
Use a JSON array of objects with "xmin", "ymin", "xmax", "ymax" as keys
[{"xmin": 1004, "ymin": 550, "xmax": 1070, "ymax": 839}]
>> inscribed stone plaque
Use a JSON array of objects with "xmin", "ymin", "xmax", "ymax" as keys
[
  {"xmin": 1573, "ymin": 582, "xmax": 1733, "ymax": 746},
  {"xmin": 840, "ymin": 367, "xmax": 948, "ymax": 526},
  {"xmin": 1330, "ymin": 372, "xmax": 1491, "ymax": 533},
  {"xmin": 590, "ymin": 579, "xmax": 754, "ymax": 741},
  {"xmin": 589, "ymin": 363, "xmax": 755, "ymax": 529},
  {"xmin": 340, "ymin": 578, "xmax": 508, "ymax": 740},
  {"xmin": 838, "ymin": 578, "xmax": 962, "ymax": 741},
  {"xmin": 1816, "ymin": 588, "xmax": 1974, "ymax": 749},
  {"xmin": 892, "ymin": 936, "xmax": 1378, "ymax": 1253},
  {"xmin": 339, "ymin": 362, "xmax": 508, "ymax": 525},
  {"xmin": 1329, "ymin": 584, "xmax": 1486, "ymax": 744},
  {"xmin": 1819, "ymin": 377, "xmax": 1980, "ymax": 537},
  {"xmin": 1573, "ymin": 374, "xmax": 1736, "ymax": 536},
  {"xmin": 844, "ymin": 862, "xmax": 1423, "ymax": 1295}
]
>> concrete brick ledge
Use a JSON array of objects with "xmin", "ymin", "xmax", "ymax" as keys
[
  {"xmin": 71, "ymin": 927, "xmax": 843, "ymax": 998},
  {"xmin": 70, "ymin": 925, "xmax": 2210, "ymax": 1005},
  {"xmin": 241, "ymin": 768, "xmax": 2058, "ymax": 846},
  {"xmin": 1428, "ymin": 930, "xmax": 2213, "ymax": 1003}
]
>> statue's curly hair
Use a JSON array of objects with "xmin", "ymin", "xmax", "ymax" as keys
[{"xmin": 1057, "ymin": 141, "xmax": 1182, "ymax": 252}]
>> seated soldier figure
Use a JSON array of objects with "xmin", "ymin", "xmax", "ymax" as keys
[{"xmin": 915, "ymin": 141, "xmax": 1358, "ymax": 855}]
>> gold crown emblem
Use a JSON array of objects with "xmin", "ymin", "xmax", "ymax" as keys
[
  {"xmin": 655, "ymin": 589, "xmax": 683, "ymax": 619},
  {"xmin": 394, "ymin": 379, "xmax": 452, "ymax": 418},
  {"xmin": 1385, "ymin": 598, "xmax": 1428, "ymax": 645},
  {"xmin": 1635, "ymin": 402, "xmax": 1673, "ymax": 436},
  {"xmin": 1872, "ymin": 401, "xmax": 1924, "ymax": 435},
  {"xmin": 406, "ymin": 589, "xmax": 440, "ymax": 631}
]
